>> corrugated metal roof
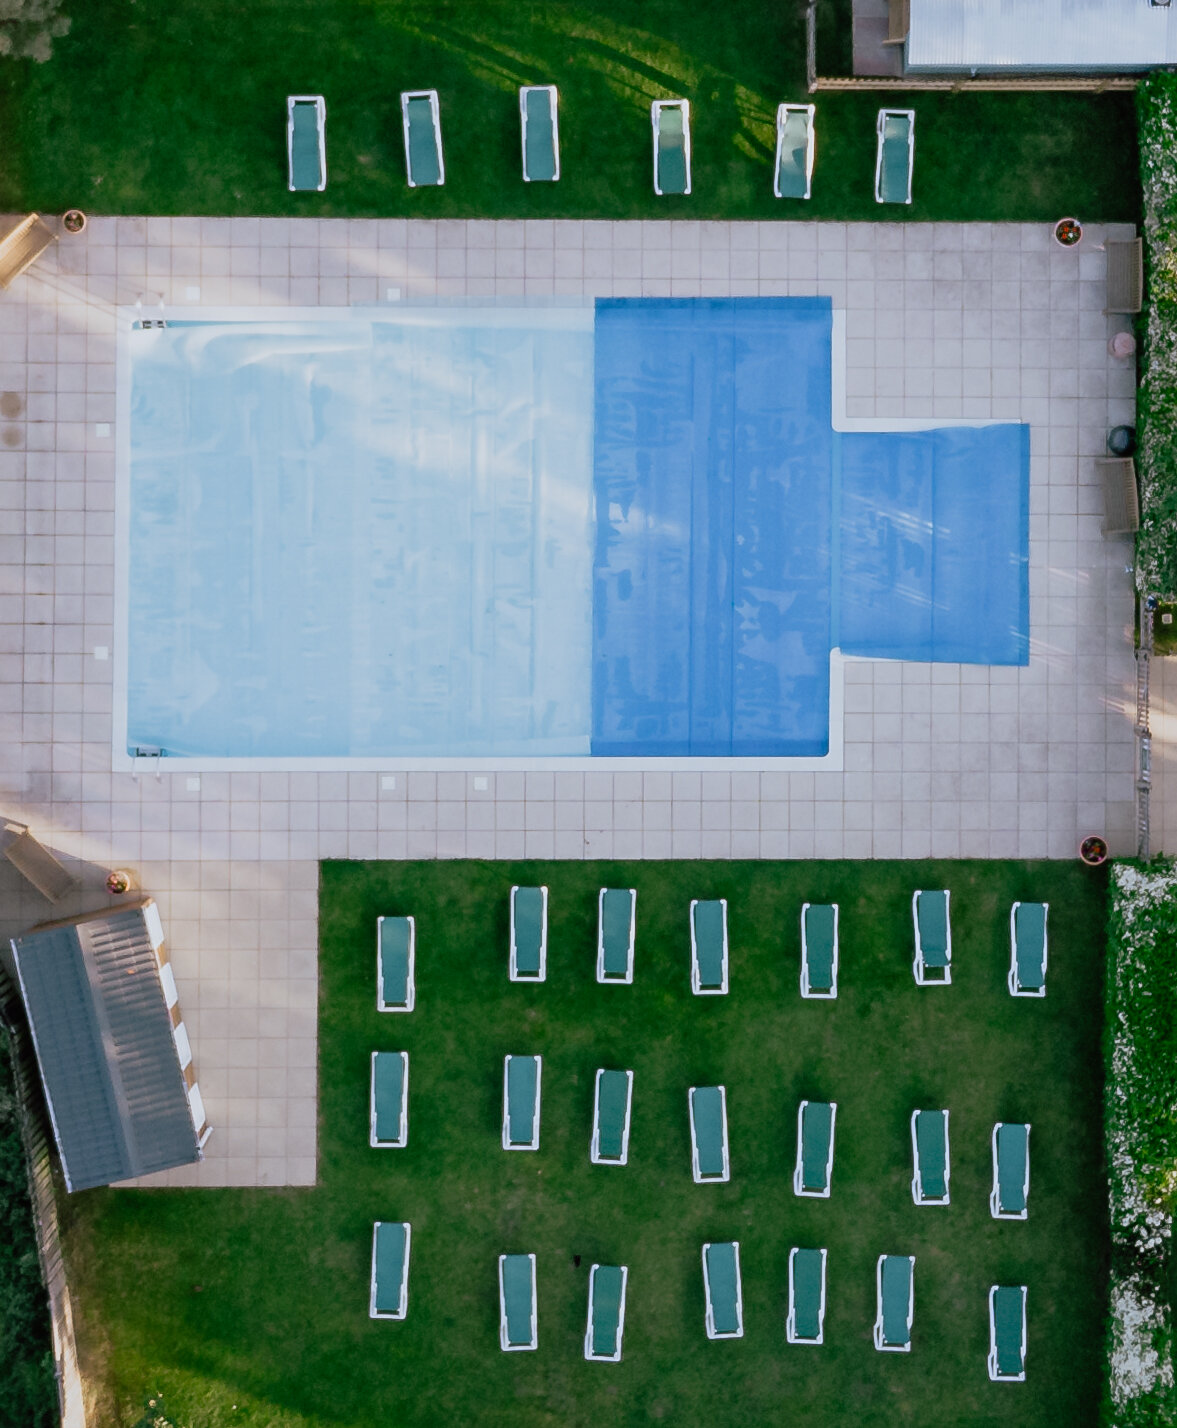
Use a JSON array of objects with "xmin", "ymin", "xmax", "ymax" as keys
[
  {"xmin": 907, "ymin": 0, "xmax": 1177, "ymax": 71},
  {"xmin": 11, "ymin": 906, "xmax": 199, "ymax": 1191}
]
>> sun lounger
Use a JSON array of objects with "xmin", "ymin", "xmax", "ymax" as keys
[
  {"xmin": 401, "ymin": 90, "xmax": 445, "ymax": 188},
  {"xmin": 786, "ymin": 1247, "xmax": 828, "ymax": 1345},
  {"xmin": 502, "ymin": 1054, "xmax": 542, "ymax": 1151},
  {"xmin": 370, "ymin": 1051, "xmax": 409, "ymax": 1148},
  {"xmin": 794, "ymin": 1099, "xmax": 836, "ymax": 1197},
  {"xmin": 584, "ymin": 1263, "xmax": 628, "ymax": 1362},
  {"xmin": 369, "ymin": 1221, "xmax": 411, "ymax": 1319},
  {"xmin": 0, "ymin": 215, "xmax": 57, "ymax": 292},
  {"xmin": 287, "ymin": 96, "xmax": 327, "ymax": 192},
  {"xmin": 702, "ymin": 1241, "xmax": 743, "ymax": 1339},
  {"xmin": 873, "ymin": 1254, "xmax": 915, "ymax": 1352},
  {"xmin": 499, "ymin": 1253, "xmax": 538, "ymax": 1351},
  {"xmin": 875, "ymin": 108, "xmax": 914, "ymax": 205},
  {"xmin": 690, "ymin": 898, "xmax": 729, "ymax": 995},
  {"xmin": 800, "ymin": 902, "xmax": 838, "ymax": 998},
  {"xmin": 988, "ymin": 1285, "xmax": 1027, "ymax": 1381},
  {"xmin": 1104, "ymin": 237, "xmax": 1144, "ymax": 315},
  {"xmin": 910, "ymin": 1109, "xmax": 950, "ymax": 1205},
  {"xmin": 510, "ymin": 885, "xmax": 548, "ymax": 981},
  {"xmin": 377, "ymin": 915, "xmax": 416, "ymax": 1012},
  {"xmin": 1009, "ymin": 902, "xmax": 1048, "ymax": 997},
  {"xmin": 652, "ymin": 100, "xmax": 691, "ymax": 196},
  {"xmin": 774, "ymin": 103, "xmax": 815, "ymax": 200},
  {"xmin": 689, "ymin": 1085, "xmax": 730, "ymax": 1184},
  {"xmin": 597, "ymin": 887, "xmax": 636, "ymax": 983},
  {"xmin": 520, "ymin": 85, "xmax": 560, "ymax": 182},
  {"xmin": 990, "ymin": 1122, "xmax": 1030, "ymax": 1220},
  {"xmin": 591, "ymin": 1068, "xmax": 634, "ymax": 1165},
  {"xmin": 912, "ymin": 889, "xmax": 951, "ymax": 985}
]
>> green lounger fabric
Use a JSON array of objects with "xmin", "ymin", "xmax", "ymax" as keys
[
  {"xmin": 693, "ymin": 900, "xmax": 726, "ymax": 988},
  {"xmin": 777, "ymin": 109, "xmax": 810, "ymax": 199},
  {"xmin": 502, "ymin": 1255, "xmax": 534, "ymax": 1345},
  {"xmin": 996, "ymin": 1124, "xmax": 1028, "ymax": 1214},
  {"xmin": 589, "ymin": 1265, "xmax": 624, "ymax": 1356},
  {"xmin": 596, "ymin": 1070, "xmax": 630, "ymax": 1160},
  {"xmin": 373, "ymin": 1052, "xmax": 405, "ymax": 1143},
  {"xmin": 506, "ymin": 1055, "xmax": 538, "ymax": 1144},
  {"xmin": 801, "ymin": 1101, "xmax": 834, "ymax": 1191},
  {"xmin": 880, "ymin": 1256, "xmax": 912, "ymax": 1346},
  {"xmin": 600, "ymin": 889, "xmax": 633, "ymax": 977},
  {"xmin": 380, "ymin": 917, "xmax": 412, "ymax": 1005},
  {"xmin": 513, "ymin": 887, "xmax": 544, "ymax": 976},
  {"xmin": 915, "ymin": 1111, "xmax": 947, "ymax": 1199},
  {"xmin": 692, "ymin": 1087, "xmax": 726, "ymax": 1178},
  {"xmin": 879, "ymin": 113, "xmax": 911, "ymax": 203},
  {"xmin": 290, "ymin": 101, "xmax": 322, "ymax": 191},
  {"xmin": 706, "ymin": 1242, "xmax": 740, "ymax": 1335},
  {"xmin": 792, "ymin": 1249, "xmax": 824, "ymax": 1340},
  {"xmin": 657, "ymin": 106, "xmax": 688, "ymax": 195},
  {"xmin": 1014, "ymin": 903, "xmax": 1047, "ymax": 990},
  {"xmin": 524, "ymin": 89, "xmax": 557, "ymax": 182},
  {"xmin": 993, "ymin": 1286, "xmax": 1025, "ymax": 1376},
  {"xmin": 373, "ymin": 1222, "xmax": 407, "ymax": 1314},
  {"xmin": 916, "ymin": 891, "xmax": 949, "ymax": 967},
  {"xmin": 406, "ymin": 96, "xmax": 442, "ymax": 186},
  {"xmin": 804, "ymin": 904, "xmax": 836, "ymax": 991}
]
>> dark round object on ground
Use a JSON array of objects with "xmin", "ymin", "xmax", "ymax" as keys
[{"xmin": 1108, "ymin": 425, "xmax": 1136, "ymax": 456}]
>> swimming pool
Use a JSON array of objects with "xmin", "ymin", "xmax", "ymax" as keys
[{"xmin": 117, "ymin": 299, "xmax": 1028, "ymax": 768}]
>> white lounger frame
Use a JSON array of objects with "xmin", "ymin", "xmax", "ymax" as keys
[
  {"xmin": 502, "ymin": 1054, "xmax": 542, "ymax": 1151},
  {"xmin": 287, "ymin": 95, "xmax": 327, "ymax": 193},
  {"xmin": 785, "ymin": 1246, "xmax": 828, "ymax": 1345},
  {"xmin": 520, "ymin": 85, "xmax": 560, "ymax": 182},
  {"xmin": 369, "ymin": 1050, "xmax": 409, "ymax": 1148},
  {"xmin": 773, "ymin": 102, "xmax": 816, "ymax": 201},
  {"xmin": 910, "ymin": 1108, "xmax": 950, "ymax": 1205},
  {"xmin": 1009, "ymin": 902, "xmax": 1048, "ymax": 998},
  {"xmin": 987, "ymin": 1284, "xmax": 1028, "ymax": 1382},
  {"xmin": 873, "ymin": 1254, "xmax": 916, "ymax": 1352},
  {"xmin": 689, "ymin": 897, "xmax": 729, "ymax": 995},
  {"xmin": 651, "ymin": 99, "xmax": 692, "ymax": 196},
  {"xmin": 990, "ymin": 1122, "xmax": 1031, "ymax": 1221},
  {"xmin": 583, "ymin": 1262, "xmax": 629, "ymax": 1362},
  {"xmin": 596, "ymin": 887, "xmax": 636, "ymax": 984},
  {"xmin": 688, "ymin": 1084, "xmax": 731, "ymax": 1184},
  {"xmin": 793, "ymin": 1098, "xmax": 837, "ymax": 1198},
  {"xmin": 369, "ymin": 1221, "xmax": 411, "ymax": 1320},
  {"xmin": 800, "ymin": 901, "xmax": 839, "ymax": 999},
  {"xmin": 376, "ymin": 915, "xmax": 416, "ymax": 1012},
  {"xmin": 875, "ymin": 107, "xmax": 915, "ymax": 205},
  {"xmin": 401, "ymin": 89, "xmax": 445, "ymax": 188},
  {"xmin": 498, "ymin": 1252, "xmax": 538, "ymax": 1351},
  {"xmin": 590, "ymin": 1067, "xmax": 634, "ymax": 1166},
  {"xmin": 912, "ymin": 889, "xmax": 952, "ymax": 986},
  {"xmin": 509, "ymin": 884, "xmax": 549, "ymax": 982},
  {"xmin": 701, "ymin": 1240, "xmax": 744, "ymax": 1339}
]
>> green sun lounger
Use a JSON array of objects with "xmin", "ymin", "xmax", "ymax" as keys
[
  {"xmin": 369, "ymin": 1051, "xmax": 409, "ymax": 1148},
  {"xmin": 990, "ymin": 1122, "xmax": 1030, "ymax": 1220},
  {"xmin": 510, "ymin": 884, "xmax": 548, "ymax": 981},
  {"xmin": 598, "ymin": 887, "xmax": 636, "ymax": 983},
  {"xmin": 874, "ymin": 1254, "xmax": 915, "ymax": 1352},
  {"xmin": 786, "ymin": 1247, "xmax": 828, "ymax": 1345},
  {"xmin": 502, "ymin": 1054, "xmax": 542, "ymax": 1150},
  {"xmin": 401, "ymin": 90, "xmax": 445, "ymax": 187},
  {"xmin": 689, "ymin": 1085, "xmax": 730, "ymax": 1183},
  {"xmin": 521, "ymin": 85, "xmax": 560, "ymax": 182},
  {"xmin": 794, "ymin": 1099, "xmax": 837, "ymax": 1197},
  {"xmin": 591, "ymin": 1068, "xmax": 634, "ymax": 1165},
  {"xmin": 690, "ymin": 898, "xmax": 728, "ymax": 994},
  {"xmin": 377, "ymin": 915, "xmax": 415, "ymax": 1012},
  {"xmin": 287, "ymin": 96, "xmax": 327, "ymax": 193},
  {"xmin": 652, "ymin": 100, "xmax": 691, "ymax": 196},
  {"xmin": 702, "ymin": 1241, "xmax": 743, "ymax": 1339},
  {"xmin": 1009, "ymin": 902, "xmax": 1048, "ymax": 997},
  {"xmin": 910, "ymin": 1109, "xmax": 950, "ymax": 1205},
  {"xmin": 913, "ymin": 889, "xmax": 951, "ymax": 985},
  {"xmin": 875, "ymin": 108, "xmax": 914, "ymax": 204},
  {"xmin": 369, "ymin": 1221, "xmax": 411, "ymax": 1319},
  {"xmin": 584, "ymin": 1263, "xmax": 628, "ymax": 1361},
  {"xmin": 499, "ymin": 1253, "xmax": 537, "ymax": 1351},
  {"xmin": 988, "ymin": 1285, "xmax": 1027, "ymax": 1381},
  {"xmin": 774, "ymin": 103, "xmax": 815, "ymax": 200},
  {"xmin": 801, "ymin": 902, "xmax": 838, "ymax": 997}
]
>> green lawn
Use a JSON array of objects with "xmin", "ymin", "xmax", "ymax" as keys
[
  {"xmin": 63, "ymin": 859, "xmax": 1108, "ymax": 1427},
  {"xmin": 0, "ymin": 0, "xmax": 1139, "ymax": 221}
]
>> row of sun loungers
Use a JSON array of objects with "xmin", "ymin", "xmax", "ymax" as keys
[{"xmin": 287, "ymin": 92, "xmax": 915, "ymax": 203}]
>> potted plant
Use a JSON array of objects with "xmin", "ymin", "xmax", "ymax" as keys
[
  {"xmin": 106, "ymin": 869, "xmax": 134, "ymax": 895},
  {"xmin": 1079, "ymin": 835, "xmax": 1108, "ymax": 866},
  {"xmin": 1053, "ymin": 217, "xmax": 1082, "ymax": 248},
  {"xmin": 62, "ymin": 210, "xmax": 87, "ymax": 235}
]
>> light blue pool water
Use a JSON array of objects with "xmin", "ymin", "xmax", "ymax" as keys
[{"xmin": 125, "ymin": 300, "xmax": 1029, "ymax": 761}]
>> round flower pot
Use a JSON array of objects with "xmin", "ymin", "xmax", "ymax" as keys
[
  {"xmin": 1109, "ymin": 331, "xmax": 1137, "ymax": 360},
  {"xmin": 1079, "ymin": 835, "xmax": 1108, "ymax": 867},
  {"xmin": 62, "ymin": 209, "xmax": 87, "ymax": 235},
  {"xmin": 106, "ymin": 869, "xmax": 134, "ymax": 895},
  {"xmin": 1108, "ymin": 424, "xmax": 1137, "ymax": 457},
  {"xmin": 1053, "ymin": 217, "xmax": 1082, "ymax": 248}
]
